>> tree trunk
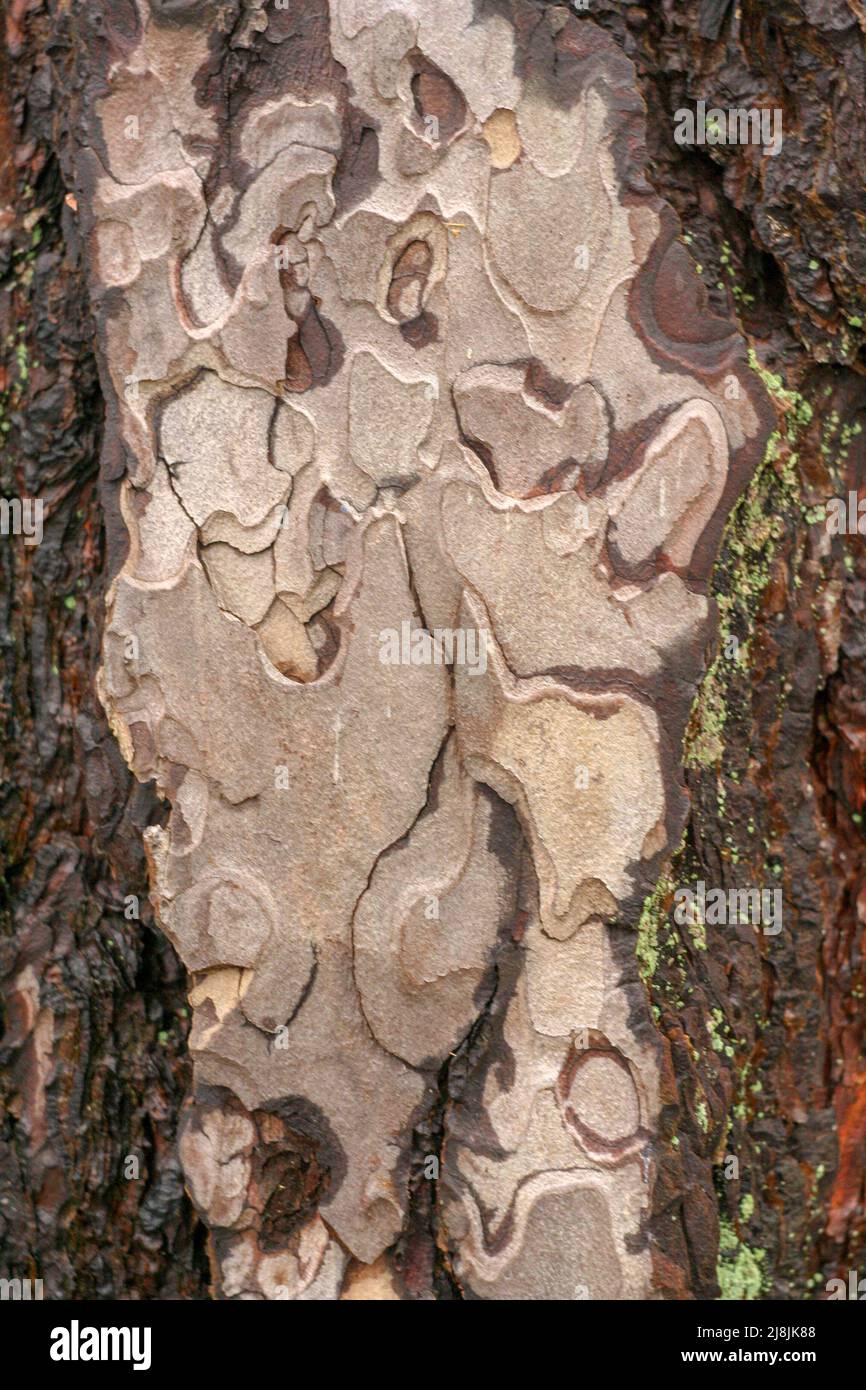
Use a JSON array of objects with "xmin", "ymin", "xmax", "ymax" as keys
[
  {"xmin": 0, "ymin": 0, "xmax": 206, "ymax": 1299},
  {"xmin": 1, "ymin": 0, "xmax": 864, "ymax": 1302}
]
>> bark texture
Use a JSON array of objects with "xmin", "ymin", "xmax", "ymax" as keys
[
  {"xmin": 584, "ymin": 0, "xmax": 866, "ymax": 1300},
  {"xmin": 0, "ymin": 0, "xmax": 206, "ymax": 1299},
  {"xmin": 72, "ymin": 0, "xmax": 769, "ymax": 1300},
  {"xmin": 0, "ymin": 0, "xmax": 864, "ymax": 1303}
]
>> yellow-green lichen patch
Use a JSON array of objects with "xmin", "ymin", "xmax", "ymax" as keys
[
  {"xmin": 717, "ymin": 1217, "xmax": 766, "ymax": 1300},
  {"xmin": 636, "ymin": 863, "xmax": 688, "ymax": 982},
  {"xmin": 684, "ymin": 353, "xmax": 816, "ymax": 772}
]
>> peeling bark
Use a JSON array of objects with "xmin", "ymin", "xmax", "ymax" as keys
[{"xmin": 68, "ymin": 0, "xmax": 771, "ymax": 1300}]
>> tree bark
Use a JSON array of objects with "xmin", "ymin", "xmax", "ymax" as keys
[
  {"xmin": 1, "ymin": 0, "xmax": 864, "ymax": 1302},
  {"xmin": 0, "ymin": 0, "xmax": 206, "ymax": 1299}
]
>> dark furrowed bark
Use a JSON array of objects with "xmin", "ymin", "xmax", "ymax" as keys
[{"xmin": 0, "ymin": 0, "xmax": 207, "ymax": 1299}]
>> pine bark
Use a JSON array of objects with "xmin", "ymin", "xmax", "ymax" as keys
[
  {"xmin": 1, "ymin": 0, "xmax": 864, "ymax": 1301},
  {"xmin": 0, "ymin": 0, "xmax": 206, "ymax": 1299}
]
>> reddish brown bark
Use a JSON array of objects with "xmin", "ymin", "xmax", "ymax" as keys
[{"xmin": 0, "ymin": 0, "xmax": 206, "ymax": 1298}]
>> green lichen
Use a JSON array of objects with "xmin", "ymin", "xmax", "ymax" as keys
[
  {"xmin": 717, "ymin": 1218, "xmax": 766, "ymax": 1300},
  {"xmin": 635, "ymin": 833, "xmax": 696, "ymax": 983},
  {"xmin": 684, "ymin": 354, "xmax": 814, "ymax": 771},
  {"xmin": 636, "ymin": 873, "xmax": 672, "ymax": 980},
  {"xmin": 687, "ymin": 905, "xmax": 708, "ymax": 953},
  {"xmin": 15, "ymin": 340, "xmax": 28, "ymax": 385},
  {"xmin": 685, "ymin": 654, "xmax": 729, "ymax": 767}
]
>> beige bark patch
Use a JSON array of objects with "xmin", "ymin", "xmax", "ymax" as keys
[{"xmin": 482, "ymin": 108, "xmax": 521, "ymax": 169}]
